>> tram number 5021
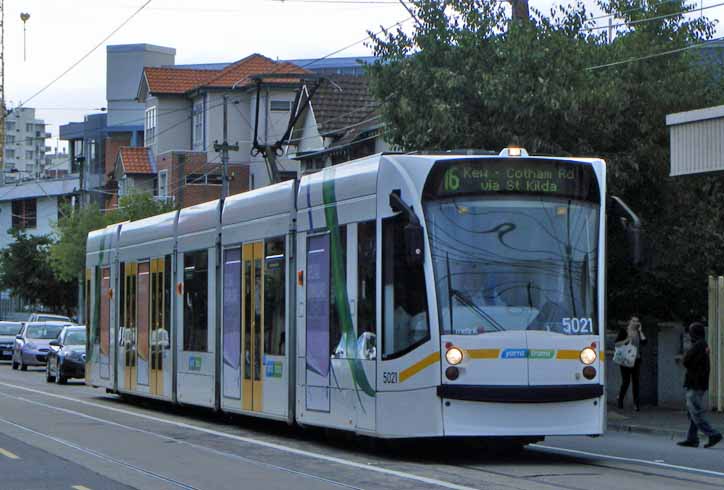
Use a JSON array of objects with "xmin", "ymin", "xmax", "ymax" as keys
[
  {"xmin": 383, "ymin": 372, "xmax": 399, "ymax": 384},
  {"xmin": 562, "ymin": 317, "xmax": 593, "ymax": 335}
]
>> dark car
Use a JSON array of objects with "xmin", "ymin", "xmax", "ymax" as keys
[
  {"xmin": 46, "ymin": 326, "xmax": 86, "ymax": 384},
  {"xmin": 12, "ymin": 321, "xmax": 71, "ymax": 370},
  {"xmin": 0, "ymin": 321, "xmax": 23, "ymax": 360}
]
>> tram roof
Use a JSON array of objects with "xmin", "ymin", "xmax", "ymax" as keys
[
  {"xmin": 118, "ymin": 210, "xmax": 178, "ymax": 248},
  {"xmin": 177, "ymin": 199, "xmax": 220, "ymax": 237},
  {"xmin": 298, "ymin": 153, "xmax": 380, "ymax": 209},
  {"xmin": 222, "ymin": 179, "xmax": 295, "ymax": 226}
]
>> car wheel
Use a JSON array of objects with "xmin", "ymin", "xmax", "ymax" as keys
[
  {"xmin": 56, "ymin": 363, "xmax": 67, "ymax": 384},
  {"xmin": 46, "ymin": 362, "xmax": 55, "ymax": 383}
]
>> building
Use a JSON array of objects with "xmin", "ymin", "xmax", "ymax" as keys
[
  {"xmin": 42, "ymin": 148, "xmax": 71, "ymax": 179},
  {"xmin": 134, "ymin": 52, "xmax": 306, "ymax": 193},
  {"xmin": 288, "ymin": 75, "xmax": 388, "ymax": 174},
  {"xmin": 3, "ymin": 107, "xmax": 51, "ymax": 182},
  {"xmin": 0, "ymin": 176, "xmax": 79, "ymax": 249},
  {"xmin": 283, "ymin": 56, "xmax": 377, "ymax": 76},
  {"xmin": 60, "ymin": 44, "xmax": 176, "ymax": 207}
]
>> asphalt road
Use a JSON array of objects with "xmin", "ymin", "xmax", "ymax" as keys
[{"xmin": 0, "ymin": 362, "xmax": 723, "ymax": 490}]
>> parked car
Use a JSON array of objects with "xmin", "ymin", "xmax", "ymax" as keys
[
  {"xmin": 12, "ymin": 321, "xmax": 72, "ymax": 371},
  {"xmin": 46, "ymin": 326, "xmax": 86, "ymax": 384},
  {"xmin": 27, "ymin": 313, "xmax": 72, "ymax": 323},
  {"xmin": 0, "ymin": 321, "xmax": 23, "ymax": 361}
]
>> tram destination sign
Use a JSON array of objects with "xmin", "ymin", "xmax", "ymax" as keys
[{"xmin": 425, "ymin": 158, "xmax": 599, "ymax": 202}]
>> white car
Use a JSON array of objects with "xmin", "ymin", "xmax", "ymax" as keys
[{"xmin": 27, "ymin": 313, "xmax": 73, "ymax": 323}]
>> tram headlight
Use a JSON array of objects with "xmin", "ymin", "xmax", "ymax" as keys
[
  {"xmin": 580, "ymin": 347, "xmax": 597, "ymax": 365},
  {"xmin": 445, "ymin": 347, "xmax": 463, "ymax": 365}
]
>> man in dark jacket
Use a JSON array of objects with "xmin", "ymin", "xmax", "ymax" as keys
[{"xmin": 677, "ymin": 323, "xmax": 722, "ymax": 448}]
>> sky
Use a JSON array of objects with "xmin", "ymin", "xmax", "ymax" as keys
[{"xmin": 3, "ymin": 0, "xmax": 724, "ymax": 148}]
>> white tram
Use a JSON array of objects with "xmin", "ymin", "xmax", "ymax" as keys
[{"xmin": 85, "ymin": 149, "xmax": 640, "ymax": 440}]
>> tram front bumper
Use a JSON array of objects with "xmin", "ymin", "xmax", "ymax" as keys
[{"xmin": 438, "ymin": 384, "xmax": 605, "ymax": 437}]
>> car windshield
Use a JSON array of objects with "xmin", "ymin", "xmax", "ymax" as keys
[
  {"xmin": 64, "ymin": 330, "xmax": 86, "ymax": 346},
  {"xmin": 0, "ymin": 324, "xmax": 21, "ymax": 335},
  {"xmin": 424, "ymin": 196, "xmax": 600, "ymax": 335},
  {"xmin": 26, "ymin": 325, "xmax": 64, "ymax": 340}
]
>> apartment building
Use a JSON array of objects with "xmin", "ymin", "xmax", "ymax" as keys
[{"xmin": 3, "ymin": 107, "xmax": 51, "ymax": 182}]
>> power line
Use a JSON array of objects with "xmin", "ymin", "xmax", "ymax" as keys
[
  {"xmin": 586, "ymin": 36, "xmax": 722, "ymax": 70},
  {"xmin": 5, "ymin": 0, "xmax": 153, "ymax": 117},
  {"xmin": 585, "ymin": 1, "xmax": 724, "ymax": 32}
]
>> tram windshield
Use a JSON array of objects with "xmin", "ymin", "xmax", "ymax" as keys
[{"xmin": 424, "ymin": 196, "xmax": 600, "ymax": 335}]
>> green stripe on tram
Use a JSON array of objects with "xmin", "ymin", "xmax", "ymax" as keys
[{"xmin": 322, "ymin": 167, "xmax": 376, "ymax": 398}]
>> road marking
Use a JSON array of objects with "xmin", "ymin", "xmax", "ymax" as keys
[
  {"xmin": 72, "ymin": 486, "xmax": 92, "ymax": 490},
  {"xmin": 532, "ymin": 444, "xmax": 724, "ymax": 478},
  {"xmin": 0, "ymin": 447, "xmax": 19, "ymax": 459},
  {"xmin": 0, "ymin": 381, "xmax": 478, "ymax": 490}
]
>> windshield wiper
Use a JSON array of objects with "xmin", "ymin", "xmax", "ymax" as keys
[{"xmin": 449, "ymin": 288, "xmax": 505, "ymax": 332}]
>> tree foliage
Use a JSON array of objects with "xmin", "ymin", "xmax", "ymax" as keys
[
  {"xmin": 0, "ymin": 230, "xmax": 77, "ymax": 315},
  {"xmin": 368, "ymin": 0, "xmax": 724, "ymax": 322},
  {"xmin": 50, "ymin": 191, "xmax": 173, "ymax": 283}
]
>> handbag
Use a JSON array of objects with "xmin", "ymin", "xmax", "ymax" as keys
[{"xmin": 613, "ymin": 340, "xmax": 637, "ymax": 368}]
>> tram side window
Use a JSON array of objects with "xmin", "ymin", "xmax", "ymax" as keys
[
  {"xmin": 119, "ymin": 263, "xmax": 125, "ymax": 345},
  {"xmin": 85, "ymin": 269, "xmax": 91, "ymax": 327},
  {"xmin": 382, "ymin": 214, "xmax": 429, "ymax": 359},
  {"xmin": 358, "ymin": 221, "xmax": 376, "ymax": 335},
  {"xmin": 330, "ymin": 226, "xmax": 347, "ymax": 356},
  {"xmin": 183, "ymin": 250, "xmax": 208, "ymax": 352},
  {"xmin": 264, "ymin": 237, "xmax": 285, "ymax": 356},
  {"xmin": 92, "ymin": 266, "xmax": 101, "ymax": 347}
]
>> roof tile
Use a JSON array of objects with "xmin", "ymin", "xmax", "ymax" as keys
[{"xmin": 119, "ymin": 147, "xmax": 154, "ymax": 174}]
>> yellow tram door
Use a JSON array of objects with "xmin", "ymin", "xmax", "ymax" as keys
[
  {"xmin": 149, "ymin": 258, "xmax": 166, "ymax": 396},
  {"xmin": 123, "ymin": 263, "xmax": 138, "ymax": 391},
  {"xmin": 242, "ymin": 242, "xmax": 264, "ymax": 412}
]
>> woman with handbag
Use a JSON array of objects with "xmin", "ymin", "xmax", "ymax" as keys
[{"xmin": 616, "ymin": 315, "xmax": 647, "ymax": 411}]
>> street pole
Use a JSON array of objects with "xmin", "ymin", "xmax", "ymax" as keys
[
  {"xmin": 510, "ymin": 0, "xmax": 529, "ymax": 22},
  {"xmin": 213, "ymin": 95, "xmax": 238, "ymax": 201}
]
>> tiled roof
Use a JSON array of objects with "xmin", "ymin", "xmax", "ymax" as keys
[
  {"xmin": 143, "ymin": 54, "xmax": 308, "ymax": 95},
  {"xmin": 311, "ymin": 76, "xmax": 380, "ymax": 135},
  {"xmin": 119, "ymin": 147, "xmax": 155, "ymax": 174},
  {"xmin": 144, "ymin": 67, "xmax": 218, "ymax": 94}
]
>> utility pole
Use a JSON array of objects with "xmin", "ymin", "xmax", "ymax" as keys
[
  {"xmin": 213, "ymin": 95, "xmax": 239, "ymax": 201},
  {"xmin": 1, "ymin": 0, "xmax": 5, "ymax": 185},
  {"xmin": 177, "ymin": 153, "xmax": 185, "ymax": 207},
  {"xmin": 510, "ymin": 0, "xmax": 529, "ymax": 22}
]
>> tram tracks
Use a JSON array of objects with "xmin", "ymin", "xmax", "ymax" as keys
[{"xmin": 1, "ymin": 378, "xmax": 724, "ymax": 490}]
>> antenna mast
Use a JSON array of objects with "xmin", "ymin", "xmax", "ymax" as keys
[{"xmin": 1, "ymin": 0, "xmax": 5, "ymax": 183}]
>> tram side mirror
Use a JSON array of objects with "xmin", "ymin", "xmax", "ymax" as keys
[
  {"xmin": 390, "ymin": 190, "xmax": 425, "ymax": 266},
  {"xmin": 608, "ymin": 196, "xmax": 644, "ymax": 267}
]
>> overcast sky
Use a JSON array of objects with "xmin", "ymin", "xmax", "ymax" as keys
[{"xmin": 3, "ymin": 0, "xmax": 723, "ymax": 148}]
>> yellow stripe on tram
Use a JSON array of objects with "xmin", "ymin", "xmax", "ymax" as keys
[
  {"xmin": 467, "ymin": 349, "xmax": 500, "ymax": 359},
  {"xmin": 0, "ymin": 447, "xmax": 20, "ymax": 460},
  {"xmin": 399, "ymin": 353, "xmax": 440, "ymax": 383},
  {"xmin": 556, "ymin": 350, "xmax": 580, "ymax": 360}
]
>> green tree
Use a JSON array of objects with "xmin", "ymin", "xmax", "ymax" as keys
[
  {"xmin": 50, "ymin": 191, "xmax": 172, "ymax": 283},
  {"xmin": 0, "ymin": 230, "xmax": 77, "ymax": 315},
  {"xmin": 368, "ymin": 0, "xmax": 724, "ymax": 322}
]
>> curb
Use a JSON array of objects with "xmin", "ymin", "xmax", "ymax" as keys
[{"xmin": 607, "ymin": 422, "xmax": 688, "ymax": 441}]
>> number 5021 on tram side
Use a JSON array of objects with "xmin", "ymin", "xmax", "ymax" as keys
[{"xmin": 84, "ymin": 148, "xmax": 641, "ymax": 442}]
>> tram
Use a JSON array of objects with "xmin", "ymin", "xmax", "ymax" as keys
[{"xmin": 85, "ymin": 148, "xmax": 640, "ymax": 440}]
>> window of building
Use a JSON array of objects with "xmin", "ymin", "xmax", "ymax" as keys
[
  {"xmin": 145, "ymin": 107, "xmax": 157, "ymax": 148},
  {"xmin": 185, "ymin": 173, "xmax": 222, "ymax": 185},
  {"xmin": 264, "ymin": 237, "xmax": 286, "ymax": 355},
  {"xmin": 192, "ymin": 99, "xmax": 204, "ymax": 151},
  {"xmin": 158, "ymin": 169, "xmax": 169, "ymax": 199},
  {"xmin": 206, "ymin": 174, "xmax": 222, "ymax": 185},
  {"xmin": 12, "ymin": 198, "xmax": 37, "ymax": 230},
  {"xmin": 26, "ymin": 150, "xmax": 33, "ymax": 160},
  {"xmin": 358, "ymin": 221, "xmax": 376, "ymax": 337},
  {"xmin": 5, "ymin": 149, "xmax": 15, "ymax": 159},
  {"xmin": 25, "ymin": 136, "xmax": 33, "ymax": 145},
  {"xmin": 382, "ymin": 213, "xmax": 429, "ymax": 359},
  {"xmin": 7, "ymin": 135, "xmax": 14, "ymax": 144},
  {"xmin": 183, "ymin": 250, "xmax": 208, "ymax": 352},
  {"xmin": 270, "ymin": 100, "xmax": 292, "ymax": 112},
  {"xmin": 26, "ymin": 123, "xmax": 33, "ymax": 132},
  {"xmin": 6, "ymin": 121, "xmax": 15, "ymax": 131},
  {"xmin": 119, "ymin": 177, "xmax": 128, "ymax": 197}
]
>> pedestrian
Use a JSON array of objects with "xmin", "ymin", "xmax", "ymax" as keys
[
  {"xmin": 677, "ymin": 322, "xmax": 722, "ymax": 448},
  {"xmin": 616, "ymin": 315, "xmax": 647, "ymax": 411}
]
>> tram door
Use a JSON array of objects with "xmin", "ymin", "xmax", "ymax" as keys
[
  {"xmin": 99, "ymin": 267, "xmax": 111, "ymax": 379},
  {"xmin": 242, "ymin": 242, "xmax": 264, "ymax": 412},
  {"xmin": 136, "ymin": 261, "xmax": 150, "ymax": 388},
  {"xmin": 123, "ymin": 263, "xmax": 138, "ymax": 391},
  {"xmin": 149, "ymin": 258, "xmax": 168, "ymax": 396}
]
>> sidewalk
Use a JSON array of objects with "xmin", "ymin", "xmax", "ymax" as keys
[{"xmin": 607, "ymin": 403, "xmax": 724, "ymax": 440}]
